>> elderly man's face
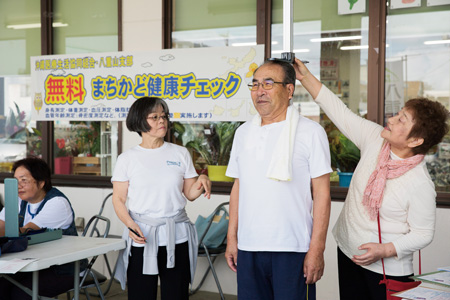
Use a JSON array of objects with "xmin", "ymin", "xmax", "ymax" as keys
[{"xmin": 251, "ymin": 64, "xmax": 293, "ymax": 124}]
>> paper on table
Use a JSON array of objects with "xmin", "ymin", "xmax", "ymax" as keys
[
  {"xmin": 416, "ymin": 271, "xmax": 450, "ymax": 287},
  {"xmin": 394, "ymin": 286, "xmax": 450, "ymax": 300},
  {"xmin": 0, "ymin": 258, "xmax": 37, "ymax": 274}
]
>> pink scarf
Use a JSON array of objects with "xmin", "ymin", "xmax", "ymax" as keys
[{"xmin": 362, "ymin": 142, "xmax": 424, "ymax": 220}]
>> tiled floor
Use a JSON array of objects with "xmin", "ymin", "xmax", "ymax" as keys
[{"xmin": 58, "ymin": 279, "xmax": 238, "ymax": 300}]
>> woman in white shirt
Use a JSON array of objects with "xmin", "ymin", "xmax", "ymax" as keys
[
  {"xmin": 0, "ymin": 157, "xmax": 78, "ymax": 299},
  {"xmin": 294, "ymin": 59, "xmax": 449, "ymax": 300},
  {"xmin": 112, "ymin": 96, "xmax": 211, "ymax": 300}
]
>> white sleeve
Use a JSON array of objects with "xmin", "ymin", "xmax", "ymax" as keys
[
  {"xmin": 315, "ymin": 85, "xmax": 382, "ymax": 151},
  {"xmin": 111, "ymin": 152, "xmax": 129, "ymax": 182},
  {"xmin": 183, "ymin": 147, "xmax": 199, "ymax": 179},
  {"xmin": 392, "ymin": 181, "xmax": 436, "ymax": 259},
  {"xmin": 28, "ymin": 196, "xmax": 74, "ymax": 230},
  {"xmin": 225, "ymin": 126, "xmax": 243, "ymax": 179},
  {"xmin": 308, "ymin": 126, "xmax": 333, "ymax": 179},
  {"xmin": 0, "ymin": 199, "xmax": 23, "ymax": 222}
]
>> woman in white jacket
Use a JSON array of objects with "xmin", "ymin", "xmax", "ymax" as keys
[{"xmin": 294, "ymin": 59, "xmax": 448, "ymax": 300}]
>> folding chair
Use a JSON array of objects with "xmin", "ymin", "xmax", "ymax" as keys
[
  {"xmin": 190, "ymin": 202, "xmax": 229, "ymax": 300},
  {"xmin": 95, "ymin": 192, "xmax": 121, "ymax": 296},
  {"xmin": 66, "ymin": 214, "xmax": 110, "ymax": 300}
]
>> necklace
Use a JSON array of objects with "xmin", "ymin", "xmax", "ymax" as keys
[{"xmin": 27, "ymin": 204, "xmax": 37, "ymax": 219}]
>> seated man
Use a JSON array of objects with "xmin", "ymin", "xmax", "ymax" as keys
[{"xmin": 0, "ymin": 157, "xmax": 78, "ymax": 300}]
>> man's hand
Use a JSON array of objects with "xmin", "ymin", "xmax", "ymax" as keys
[
  {"xmin": 303, "ymin": 248, "xmax": 325, "ymax": 284},
  {"xmin": 225, "ymin": 236, "xmax": 238, "ymax": 272}
]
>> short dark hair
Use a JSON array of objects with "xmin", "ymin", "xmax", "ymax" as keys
[
  {"xmin": 12, "ymin": 157, "xmax": 52, "ymax": 192},
  {"xmin": 126, "ymin": 97, "xmax": 170, "ymax": 136},
  {"xmin": 257, "ymin": 59, "xmax": 296, "ymax": 91},
  {"xmin": 405, "ymin": 98, "xmax": 449, "ymax": 155}
]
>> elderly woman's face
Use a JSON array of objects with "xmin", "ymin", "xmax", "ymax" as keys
[
  {"xmin": 145, "ymin": 105, "xmax": 168, "ymax": 139},
  {"xmin": 381, "ymin": 108, "xmax": 416, "ymax": 152},
  {"xmin": 14, "ymin": 166, "xmax": 45, "ymax": 203}
]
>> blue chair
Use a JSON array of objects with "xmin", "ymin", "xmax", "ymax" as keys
[{"xmin": 190, "ymin": 202, "xmax": 229, "ymax": 300}]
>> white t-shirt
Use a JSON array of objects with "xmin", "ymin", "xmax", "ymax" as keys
[
  {"xmin": 226, "ymin": 116, "xmax": 332, "ymax": 252},
  {"xmin": 0, "ymin": 196, "xmax": 73, "ymax": 230},
  {"xmin": 111, "ymin": 142, "xmax": 198, "ymax": 247}
]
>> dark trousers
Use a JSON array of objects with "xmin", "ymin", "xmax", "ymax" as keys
[
  {"xmin": 237, "ymin": 249, "xmax": 315, "ymax": 300},
  {"xmin": 0, "ymin": 268, "xmax": 74, "ymax": 300},
  {"xmin": 338, "ymin": 247, "xmax": 414, "ymax": 300},
  {"xmin": 127, "ymin": 242, "xmax": 190, "ymax": 300}
]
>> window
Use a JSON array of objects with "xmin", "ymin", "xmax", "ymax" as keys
[
  {"xmin": 171, "ymin": 0, "xmax": 256, "ymax": 182},
  {"xmin": 0, "ymin": 0, "xmax": 41, "ymax": 172},
  {"xmin": 385, "ymin": 4, "xmax": 450, "ymax": 192},
  {"xmin": 168, "ymin": 0, "xmax": 450, "ymax": 203},
  {"xmin": 50, "ymin": 0, "xmax": 119, "ymax": 177},
  {"xmin": 0, "ymin": 0, "xmax": 120, "ymax": 184},
  {"xmin": 272, "ymin": 0, "xmax": 369, "ymax": 186}
]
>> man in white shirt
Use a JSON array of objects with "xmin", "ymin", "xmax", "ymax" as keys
[{"xmin": 225, "ymin": 59, "xmax": 332, "ymax": 300}]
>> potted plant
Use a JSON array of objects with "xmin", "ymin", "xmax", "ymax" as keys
[
  {"xmin": 173, "ymin": 121, "xmax": 241, "ymax": 182},
  {"xmin": 330, "ymin": 132, "xmax": 360, "ymax": 187},
  {"xmin": 54, "ymin": 138, "xmax": 73, "ymax": 174}
]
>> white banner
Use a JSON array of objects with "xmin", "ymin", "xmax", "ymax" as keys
[{"xmin": 30, "ymin": 46, "xmax": 264, "ymax": 122}]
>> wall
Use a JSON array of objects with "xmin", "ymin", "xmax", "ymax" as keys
[
  {"xmin": 1, "ymin": 0, "xmax": 449, "ymax": 298},
  {"xmin": 1, "ymin": 182, "xmax": 450, "ymax": 298}
]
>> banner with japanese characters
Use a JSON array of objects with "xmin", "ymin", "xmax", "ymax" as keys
[{"xmin": 30, "ymin": 45, "xmax": 264, "ymax": 122}]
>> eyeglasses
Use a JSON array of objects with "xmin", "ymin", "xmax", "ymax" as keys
[
  {"xmin": 16, "ymin": 178, "xmax": 36, "ymax": 187},
  {"xmin": 248, "ymin": 80, "xmax": 286, "ymax": 91},
  {"xmin": 147, "ymin": 114, "xmax": 169, "ymax": 122}
]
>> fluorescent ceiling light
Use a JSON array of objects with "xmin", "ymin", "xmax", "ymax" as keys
[
  {"xmin": 294, "ymin": 49, "xmax": 310, "ymax": 53},
  {"xmin": 424, "ymin": 39, "xmax": 450, "ymax": 45},
  {"xmin": 231, "ymin": 42, "xmax": 256, "ymax": 47},
  {"xmin": 232, "ymin": 41, "xmax": 278, "ymax": 47},
  {"xmin": 340, "ymin": 45, "xmax": 369, "ymax": 50},
  {"xmin": 7, "ymin": 22, "xmax": 68, "ymax": 29},
  {"xmin": 310, "ymin": 35, "xmax": 362, "ymax": 42}
]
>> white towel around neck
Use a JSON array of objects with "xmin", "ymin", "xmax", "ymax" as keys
[{"xmin": 251, "ymin": 105, "xmax": 299, "ymax": 181}]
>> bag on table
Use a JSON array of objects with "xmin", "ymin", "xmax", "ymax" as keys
[
  {"xmin": 377, "ymin": 213, "xmax": 421, "ymax": 299},
  {"xmin": 0, "ymin": 236, "xmax": 28, "ymax": 256},
  {"xmin": 195, "ymin": 206, "xmax": 229, "ymax": 248}
]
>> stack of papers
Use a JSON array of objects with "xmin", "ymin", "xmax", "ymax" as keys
[
  {"xmin": 394, "ymin": 267, "xmax": 450, "ymax": 300},
  {"xmin": 0, "ymin": 258, "xmax": 37, "ymax": 274}
]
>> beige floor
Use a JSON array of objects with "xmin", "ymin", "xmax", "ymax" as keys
[{"xmin": 58, "ymin": 279, "xmax": 238, "ymax": 300}]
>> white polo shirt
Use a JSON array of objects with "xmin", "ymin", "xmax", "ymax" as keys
[{"xmin": 226, "ymin": 115, "xmax": 332, "ymax": 252}]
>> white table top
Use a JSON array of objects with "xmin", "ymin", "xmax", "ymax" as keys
[{"xmin": 0, "ymin": 235, "xmax": 125, "ymax": 272}]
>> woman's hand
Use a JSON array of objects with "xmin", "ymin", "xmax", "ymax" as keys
[
  {"xmin": 352, "ymin": 242, "xmax": 397, "ymax": 266},
  {"xmin": 183, "ymin": 175, "xmax": 212, "ymax": 201},
  {"xmin": 196, "ymin": 174, "xmax": 211, "ymax": 199},
  {"xmin": 127, "ymin": 222, "xmax": 146, "ymax": 244},
  {"xmin": 293, "ymin": 58, "xmax": 310, "ymax": 81},
  {"xmin": 292, "ymin": 58, "xmax": 322, "ymax": 99}
]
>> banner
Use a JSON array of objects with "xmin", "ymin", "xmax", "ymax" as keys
[{"xmin": 30, "ymin": 46, "xmax": 264, "ymax": 122}]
